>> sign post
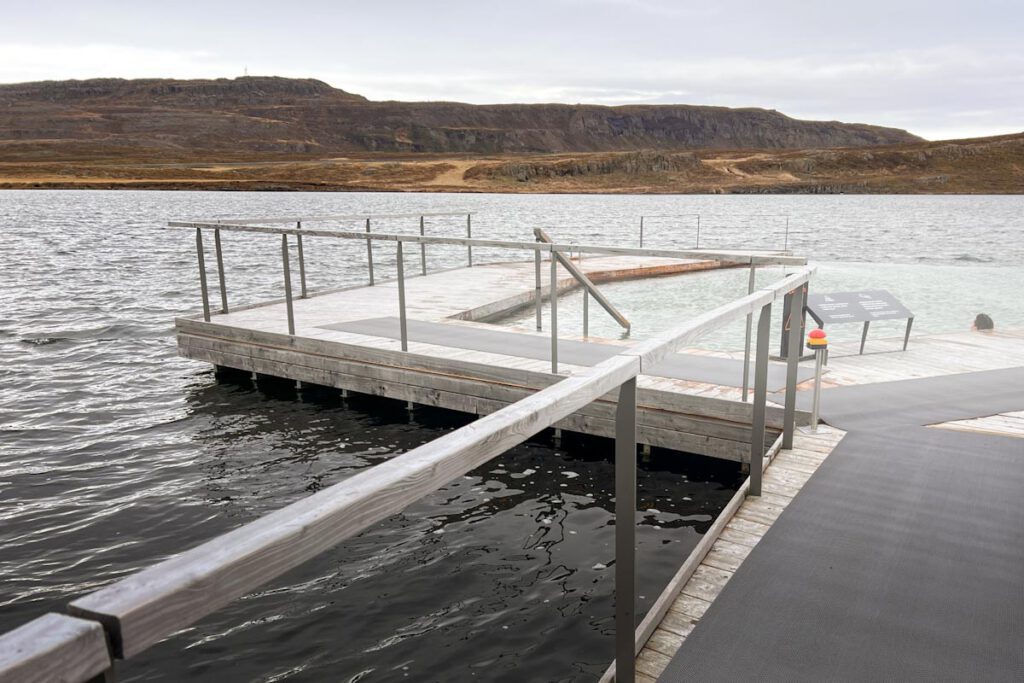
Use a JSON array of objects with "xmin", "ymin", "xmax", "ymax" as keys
[{"xmin": 805, "ymin": 289, "xmax": 914, "ymax": 355}]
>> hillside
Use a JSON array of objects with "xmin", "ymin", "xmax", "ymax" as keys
[
  {"xmin": 0, "ymin": 76, "xmax": 920, "ymax": 159},
  {"xmin": 0, "ymin": 76, "xmax": 1019, "ymax": 194}
]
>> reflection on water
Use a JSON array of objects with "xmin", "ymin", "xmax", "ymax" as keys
[{"xmin": 2, "ymin": 190, "xmax": 1021, "ymax": 681}]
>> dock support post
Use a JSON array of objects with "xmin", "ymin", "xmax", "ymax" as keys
[
  {"xmin": 296, "ymin": 221, "xmax": 307, "ymax": 298},
  {"xmin": 213, "ymin": 228, "xmax": 228, "ymax": 314},
  {"xmin": 195, "ymin": 228, "xmax": 211, "ymax": 322},
  {"xmin": 365, "ymin": 218, "xmax": 375, "ymax": 285},
  {"xmin": 615, "ymin": 378, "xmax": 637, "ymax": 683},
  {"xmin": 397, "ymin": 241, "xmax": 408, "ymax": 352},
  {"xmin": 583, "ymin": 290, "xmax": 589, "ymax": 337},
  {"xmin": 535, "ymin": 248, "xmax": 543, "ymax": 331},
  {"xmin": 419, "ymin": 216, "xmax": 427, "ymax": 276},
  {"xmin": 550, "ymin": 249, "xmax": 558, "ymax": 373},
  {"xmin": 281, "ymin": 234, "xmax": 296, "ymax": 335},
  {"xmin": 741, "ymin": 264, "xmax": 757, "ymax": 401},
  {"xmin": 750, "ymin": 302, "xmax": 771, "ymax": 496},
  {"xmin": 466, "ymin": 214, "xmax": 473, "ymax": 266},
  {"xmin": 782, "ymin": 285, "xmax": 804, "ymax": 449}
]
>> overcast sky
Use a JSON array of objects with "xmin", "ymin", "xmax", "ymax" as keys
[{"xmin": 2, "ymin": 0, "xmax": 1021, "ymax": 140}]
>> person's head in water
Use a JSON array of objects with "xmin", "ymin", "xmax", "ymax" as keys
[{"xmin": 973, "ymin": 313, "xmax": 994, "ymax": 331}]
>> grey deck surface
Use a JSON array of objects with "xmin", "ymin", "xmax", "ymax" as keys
[
  {"xmin": 321, "ymin": 318, "xmax": 815, "ymax": 390},
  {"xmin": 660, "ymin": 371, "xmax": 1024, "ymax": 682}
]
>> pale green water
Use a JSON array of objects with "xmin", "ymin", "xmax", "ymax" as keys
[{"xmin": 498, "ymin": 260, "xmax": 1024, "ymax": 351}]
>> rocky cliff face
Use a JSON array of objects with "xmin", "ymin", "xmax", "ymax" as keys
[{"xmin": 0, "ymin": 76, "xmax": 921, "ymax": 158}]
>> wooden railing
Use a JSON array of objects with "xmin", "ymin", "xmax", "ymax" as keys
[{"xmin": 0, "ymin": 217, "xmax": 813, "ymax": 683}]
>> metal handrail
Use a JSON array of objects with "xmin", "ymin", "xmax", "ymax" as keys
[
  {"xmin": 534, "ymin": 228, "xmax": 631, "ymax": 333},
  {"xmin": 171, "ymin": 221, "xmax": 805, "ymax": 374},
  {"xmin": 0, "ymin": 234, "xmax": 814, "ymax": 681}
]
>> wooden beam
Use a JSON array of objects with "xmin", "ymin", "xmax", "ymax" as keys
[{"xmin": 0, "ymin": 613, "xmax": 111, "ymax": 683}]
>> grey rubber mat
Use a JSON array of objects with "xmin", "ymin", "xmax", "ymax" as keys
[
  {"xmin": 659, "ymin": 426, "xmax": 1024, "ymax": 682},
  {"xmin": 320, "ymin": 317, "xmax": 816, "ymax": 389},
  {"xmin": 783, "ymin": 366, "xmax": 1024, "ymax": 431},
  {"xmin": 661, "ymin": 366, "xmax": 1024, "ymax": 681}
]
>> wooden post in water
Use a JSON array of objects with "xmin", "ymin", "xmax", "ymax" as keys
[{"xmin": 466, "ymin": 214, "xmax": 473, "ymax": 266}]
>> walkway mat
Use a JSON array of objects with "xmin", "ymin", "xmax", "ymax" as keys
[
  {"xmin": 787, "ymin": 366, "xmax": 1024, "ymax": 431},
  {"xmin": 320, "ymin": 317, "xmax": 816, "ymax": 390},
  {"xmin": 661, "ymin": 365, "xmax": 1024, "ymax": 681},
  {"xmin": 658, "ymin": 426, "xmax": 1024, "ymax": 681}
]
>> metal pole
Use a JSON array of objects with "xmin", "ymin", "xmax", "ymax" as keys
[
  {"xmin": 365, "ymin": 218, "xmax": 374, "ymax": 285},
  {"xmin": 615, "ymin": 378, "xmax": 638, "ymax": 683},
  {"xmin": 419, "ymin": 216, "xmax": 427, "ymax": 276},
  {"xmin": 695, "ymin": 214, "xmax": 701, "ymax": 249},
  {"xmin": 749, "ymin": 302, "xmax": 771, "ymax": 496},
  {"xmin": 550, "ymin": 249, "xmax": 558, "ymax": 373},
  {"xmin": 534, "ymin": 248, "xmax": 543, "ymax": 331},
  {"xmin": 195, "ymin": 228, "xmax": 211, "ymax": 322},
  {"xmin": 397, "ymin": 241, "xmax": 408, "ymax": 352},
  {"xmin": 903, "ymin": 317, "xmax": 914, "ymax": 351},
  {"xmin": 639, "ymin": 216, "xmax": 644, "ymax": 248},
  {"xmin": 213, "ymin": 227, "xmax": 228, "ymax": 314},
  {"xmin": 281, "ymin": 234, "xmax": 295, "ymax": 335},
  {"xmin": 859, "ymin": 321, "xmax": 870, "ymax": 355},
  {"xmin": 810, "ymin": 349, "xmax": 824, "ymax": 433},
  {"xmin": 784, "ymin": 215, "xmax": 790, "ymax": 251},
  {"xmin": 466, "ymin": 214, "xmax": 473, "ymax": 266},
  {"xmin": 583, "ymin": 290, "xmax": 589, "ymax": 337},
  {"xmin": 741, "ymin": 265, "xmax": 757, "ymax": 401},
  {"xmin": 296, "ymin": 221, "xmax": 307, "ymax": 298},
  {"xmin": 782, "ymin": 285, "xmax": 805, "ymax": 449}
]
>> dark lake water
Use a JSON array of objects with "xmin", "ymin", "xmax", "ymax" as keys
[{"xmin": 1, "ymin": 191, "xmax": 1021, "ymax": 681}]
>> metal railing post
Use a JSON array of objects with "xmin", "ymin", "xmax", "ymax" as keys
[
  {"xmin": 782, "ymin": 285, "xmax": 805, "ymax": 449},
  {"xmin": 615, "ymin": 377, "xmax": 638, "ymax": 683},
  {"xmin": 281, "ymin": 234, "xmax": 296, "ymax": 335},
  {"xmin": 365, "ymin": 218, "xmax": 375, "ymax": 285},
  {"xmin": 397, "ymin": 241, "xmax": 408, "ymax": 352},
  {"xmin": 583, "ymin": 291, "xmax": 589, "ymax": 337},
  {"xmin": 784, "ymin": 215, "xmax": 790, "ymax": 251},
  {"xmin": 695, "ymin": 214, "xmax": 701, "ymax": 249},
  {"xmin": 195, "ymin": 228, "xmax": 211, "ymax": 322},
  {"xmin": 419, "ymin": 216, "xmax": 427, "ymax": 276},
  {"xmin": 466, "ymin": 214, "xmax": 473, "ymax": 266},
  {"xmin": 750, "ymin": 302, "xmax": 771, "ymax": 496},
  {"xmin": 296, "ymin": 221, "xmax": 308, "ymax": 298},
  {"xmin": 741, "ymin": 264, "xmax": 757, "ymax": 401},
  {"xmin": 213, "ymin": 227, "xmax": 228, "ymax": 314},
  {"xmin": 535, "ymin": 248, "xmax": 542, "ymax": 331},
  {"xmin": 639, "ymin": 216, "xmax": 644, "ymax": 248},
  {"xmin": 550, "ymin": 249, "xmax": 558, "ymax": 373}
]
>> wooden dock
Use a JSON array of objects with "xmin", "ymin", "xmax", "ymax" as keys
[{"xmin": 178, "ymin": 247, "xmax": 810, "ymax": 463}]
